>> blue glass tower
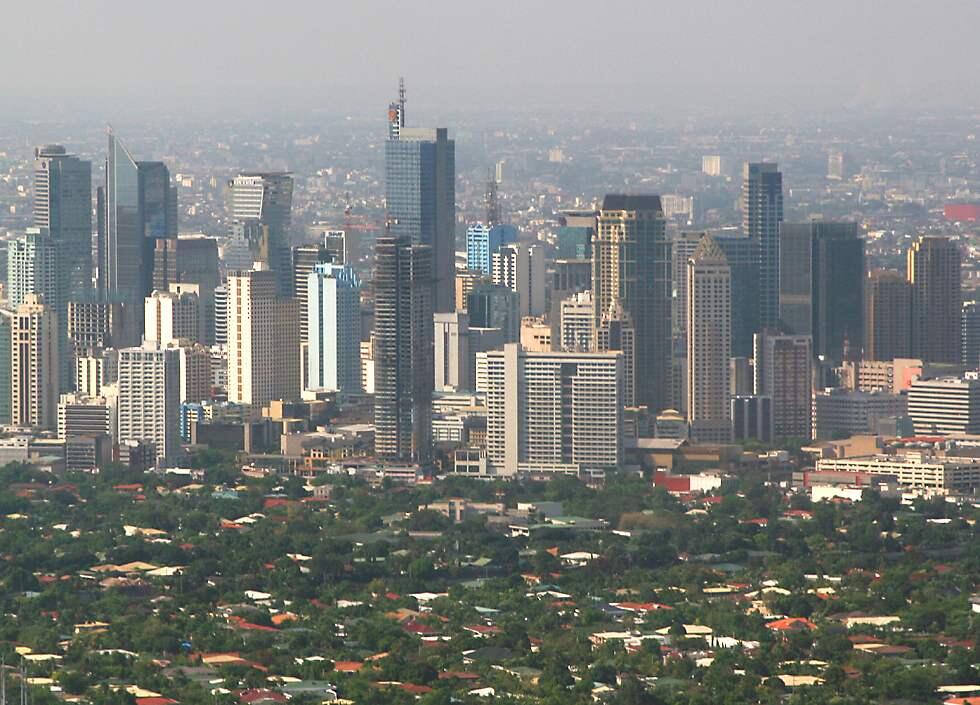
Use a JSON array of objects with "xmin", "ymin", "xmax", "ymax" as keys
[{"xmin": 466, "ymin": 223, "xmax": 517, "ymax": 275}]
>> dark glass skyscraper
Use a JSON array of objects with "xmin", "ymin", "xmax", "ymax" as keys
[
  {"xmin": 908, "ymin": 236, "xmax": 961, "ymax": 365},
  {"xmin": 373, "ymin": 235, "xmax": 434, "ymax": 464},
  {"xmin": 742, "ymin": 162, "xmax": 783, "ymax": 331},
  {"xmin": 384, "ymin": 87, "xmax": 455, "ymax": 314},
  {"xmin": 33, "ymin": 145, "xmax": 92, "ymax": 292}
]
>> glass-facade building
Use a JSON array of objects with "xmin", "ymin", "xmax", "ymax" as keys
[{"xmin": 466, "ymin": 223, "xmax": 517, "ymax": 275}]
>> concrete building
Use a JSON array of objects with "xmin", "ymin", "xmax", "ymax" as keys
[
  {"xmin": 907, "ymin": 376, "xmax": 980, "ymax": 436},
  {"xmin": 754, "ymin": 332, "xmax": 812, "ymax": 440},
  {"xmin": 812, "ymin": 388, "xmax": 907, "ymax": 440},
  {"xmin": 144, "ymin": 288, "xmax": 202, "ymax": 346},
  {"xmin": 227, "ymin": 172, "xmax": 294, "ymax": 295},
  {"xmin": 117, "ymin": 343, "xmax": 181, "ymax": 465},
  {"xmin": 466, "ymin": 223, "xmax": 517, "ymax": 275},
  {"xmin": 865, "ymin": 269, "xmax": 911, "ymax": 362},
  {"xmin": 227, "ymin": 266, "xmax": 301, "ymax": 406},
  {"xmin": 484, "ymin": 344, "xmax": 622, "ymax": 477},
  {"xmin": 962, "ymin": 301, "xmax": 980, "ymax": 369},
  {"xmin": 816, "ymin": 452, "xmax": 980, "ymax": 494},
  {"xmin": 908, "ymin": 236, "xmax": 961, "ymax": 364},
  {"xmin": 742, "ymin": 163, "xmax": 783, "ymax": 330},
  {"xmin": 492, "ymin": 242, "xmax": 546, "ymax": 317},
  {"xmin": 307, "ymin": 263, "xmax": 361, "ymax": 393},
  {"xmin": 57, "ymin": 392, "xmax": 116, "ymax": 443},
  {"xmin": 595, "ymin": 306, "xmax": 636, "ymax": 408},
  {"xmin": 520, "ymin": 317, "xmax": 552, "ymax": 352},
  {"xmin": 560, "ymin": 290, "xmax": 594, "ymax": 352},
  {"xmin": 11, "ymin": 295, "xmax": 59, "ymax": 430},
  {"xmin": 434, "ymin": 311, "xmax": 471, "ymax": 392},
  {"xmin": 686, "ymin": 235, "xmax": 732, "ymax": 443}
]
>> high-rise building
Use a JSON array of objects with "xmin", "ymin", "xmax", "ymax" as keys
[
  {"xmin": 117, "ymin": 343, "xmax": 181, "ymax": 465},
  {"xmin": 33, "ymin": 145, "xmax": 92, "ymax": 292},
  {"xmin": 227, "ymin": 266, "xmax": 301, "ymax": 406},
  {"xmin": 812, "ymin": 388, "xmax": 906, "ymax": 440},
  {"xmin": 550, "ymin": 258, "xmax": 593, "ymax": 348},
  {"xmin": 385, "ymin": 87, "xmax": 455, "ymax": 314},
  {"xmin": 213, "ymin": 284, "xmax": 228, "ymax": 345},
  {"xmin": 307, "ymin": 263, "xmax": 361, "ymax": 393},
  {"xmin": 907, "ymin": 376, "xmax": 980, "ymax": 436},
  {"xmin": 520, "ymin": 317, "xmax": 552, "ymax": 352},
  {"xmin": 11, "ymin": 295, "xmax": 59, "ymax": 429},
  {"xmin": 484, "ymin": 344, "xmax": 622, "ymax": 477},
  {"xmin": 702, "ymin": 155, "xmax": 723, "ymax": 177},
  {"xmin": 754, "ymin": 331, "xmax": 812, "ymax": 440},
  {"xmin": 742, "ymin": 163, "xmax": 783, "ymax": 330},
  {"xmin": 671, "ymin": 231, "xmax": 704, "ymax": 342},
  {"xmin": 8, "ymin": 228, "xmax": 60, "ymax": 311},
  {"xmin": 556, "ymin": 211, "xmax": 595, "ymax": 260},
  {"xmin": 827, "ymin": 150, "xmax": 845, "ymax": 180},
  {"xmin": 962, "ymin": 301, "xmax": 980, "ymax": 370},
  {"xmin": 686, "ymin": 235, "xmax": 732, "ymax": 443},
  {"xmin": 292, "ymin": 244, "xmax": 335, "ymax": 343},
  {"xmin": 58, "ymin": 392, "xmax": 116, "ymax": 444},
  {"xmin": 865, "ymin": 270, "xmax": 911, "ymax": 362},
  {"xmin": 908, "ymin": 236, "xmax": 961, "ymax": 364},
  {"xmin": 150, "ymin": 236, "xmax": 220, "ymax": 344},
  {"xmin": 176, "ymin": 341, "xmax": 211, "ymax": 404},
  {"xmin": 560, "ymin": 290, "xmax": 594, "ymax": 352},
  {"xmin": 491, "ymin": 242, "xmax": 546, "ymax": 317},
  {"xmin": 98, "ymin": 131, "xmax": 177, "ymax": 345},
  {"xmin": 434, "ymin": 311, "xmax": 471, "ymax": 392},
  {"xmin": 595, "ymin": 306, "xmax": 636, "ymax": 408},
  {"xmin": 467, "ymin": 283, "xmax": 519, "ymax": 342},
  {"xmin": 594, "ymin": 195, "xmax": 671, "ymax": 413},
  {"xmin": 716, "ymin": 235, "xmax": 760, "ymax": 358},
  {"xmin": 228, "ymin": 173, "xmax": 294, "ymax": 296},
  {"xmin": 466, "ymin": 223, "xmax": 517, "ymax": 275},
  {"xmin": 0, "ymin": 310, "xmax": 12, "ymax": 424},
  {"xmin": 731, "ymin": 395, "xmax": 772, "ymax": 443},
  {"xmin": 67, "ymin": 298, "xmax": 126, "ymax": 357},
  {"xmin": 373, "ymin": 236, "xmax": 434, "ymax": 463},
  {"xmin": 144, "ymin": 287, "xmax": 202, "ymax": 346}
]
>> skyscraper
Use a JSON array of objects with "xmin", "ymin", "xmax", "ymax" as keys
[
  {"xmin": 228, "ymin": 173, "xmax": 294, "ymax": 296},
  {"xmin": 117, "ymin": 343, "xmax": 181, "ymax": 465},
  {"xmin": 434, "ymin": 311, "xmax": 471, "ymax": 392},
  {"xmin": 307, "ymin": 263, "xmax": 362, "ymax": 393},
  {"xmin": 686, "ymin": 235, "xmax": 732, "ymax": 443},
  {"xmin": 373, "ymin": 236, "xmax": 434, "ymax": 463},
  {"xmin": 865, "ymin": 270, "xmax": 911, "ymax": 362},
  {"xmin": 384, "ymin": 85, "xmax": 455, "ymax": 314},
  {"xmin": 559, "ymin": 290, "xmax": 594, "ymax": 352},
  {"xmin": 33, "ymin": 145, "xmax": 92, "ymax": 292},
  {"xmin": 144, "ymin": 288, "xmax": 203, "ymax": 346},
  {"xmin": 491, "ymin": 242, "xmax": 546, "ymax": 317},
  {"xmin": 467, "ymin": 283, "xmax": 520, "ymax": 342},
  {"xmin": 962, "ymin": 301, "xmax": 980, "ymax": 370},
  {"xmin": 466, "ymin": 223, "xmax": 517, "ymax": 275},
  {"xmin": 484, "ymin": 344, "xmax": 622, "ymax": 478},
  {"xmin": 227, "ymin": 266, "xmax": 301, "ymax": 406},
  {"xmin": 754, "ymin": 331, "xmax": 812, "ymax": 440},
  {"xmin": 908, "ymin": 236, "xmax": 961, "ymax": 364},
  {"xmin": 293, "ymin": 244, "xmax": 335, "ymax": 342},
  {"xmin": 742, "ymin": 163, "xmax": 783, "ymax": 330},
  {"xmin": 11, "ymin": 295, "xmax": 59, "ymax": 430},
  {"xmin": 594, "ymin": 195, "xmax": 671, "ymax": 413},
  {"xmin": 98, "ymin": 131, "xmax": 177, "ymax": 344}
]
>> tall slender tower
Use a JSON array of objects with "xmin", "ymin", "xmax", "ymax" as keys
[
  {"xmin": 373, "ymin": 235, "xmax": 434, "ymax": 463},
  {"xmin": 117, "ymin": 343, "xmax": 181, "ymax": 466},
  {"xmin": 865, "ymin": 270, "xmax": 911, "ymax": 362},
  {"xmin": 384, "ymin": 81, "xmax": 456, "ymax": 313},
  {"xmin": 11, "ymin": 295, "xmax": 59, "ymax": 430},
  {"xmin": 742, "ymin": 163, "xmax": 783, "ymax": 330},
  {"xmin": 593, "ymin": 195, "xmax": 671, "ymax": 412},
  {"xmin": 33, "ymin": 145, "xmax": 92, "ymax": 292},
  {"xmin": 307, "ymin": 263, "xmax": 362, "ymax": 393},
  {"xmin": 227, "ymin": 172, "xmax": 294, "ymax": 296},
  {"xmin": 686, "ymin": 235, "xmax": 732, "ymax": 443},
  {"xmin": 908, "ymin": 236, "xmax": 961, "ymax": 364}
]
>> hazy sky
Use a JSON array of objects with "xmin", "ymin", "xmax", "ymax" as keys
[{"xmin": 4, "ymin": 0, "xmax": 979, "ymax": 119}]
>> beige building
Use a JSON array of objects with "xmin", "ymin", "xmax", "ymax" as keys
[
  {"xmin": 144, "ymin": 286, "xmax": 203, "ymax": 346},
  {"xmin": 11, "ymin": 295, "xmax": 59, "ymax": 429},
  {"xmin": 686, "ymin": 235, "xmax": 731, "ymax": 443},
  {"xmin": 816, "ymin": 452, "xmax": 980, "ymax": 494},
  {"xmin": 227, "ymin": 265, "xmax": 300, "ymax": 406},
  {"xmin": 520, "ymin": 316, "xmax": 552, "ymax": 352}
]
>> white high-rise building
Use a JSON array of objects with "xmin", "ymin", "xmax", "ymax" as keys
[
  {"xmin": 144, "ymin": 286, "xmax": 202, "ymax": 346},
  {"xmin": 907, "ymin": 377, "xmax": 980, "ymax": 436},
  {"xmin": 117, "ymin": 343, "xmax": 181, "ymax": 465},
  {"xmin": 492, "ymin": 243, "xmax": 546, "ymax": 317},
  {"xmin": 227, "ymin": 265, "xmax": 300, "ymax": 405},
  {"xmin": 11, "ymin": 294, "xmax": 59, "ymax": 430},
  {"xmin": 686, "ymin": 235, "xmax": 732, "ymax": 443},
  {"xmin": 58, "ymin": 392, "xmax": 117, "ymax": 443},
  {"xmin": 560, "ymin": 290, "xmax": 594, "ymax": 352},
  {"xmin": 434, "ymin": 311, "xmax": 471, "ymax": 392},
  {"xmin": 306, "ymin": 263, "xmax": 361, "ymax": 393},
  {"xmin": 484, "ymin": 343, "xmax": 622, "ymax": 477}
]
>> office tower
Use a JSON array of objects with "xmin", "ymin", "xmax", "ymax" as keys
[
  {"xmin": 742, "ymin": 163, "xmax": 783, "ymax": 330},
  {"xmin": 11, "ymin": 295, "xmax": 59, "ymax": 429},
  {"xmin": 58, "ymin": 392, "xmax": 116, "ymax": 443},
  {"xmin": 98, "ymin": 131, "xmax": 177, "ymax": 344},
  {"xmin": 595, "ymin": 307, "xmax": 636, "ymax": 408},
  {"xmin": 962, "ymin": 301, "xmax": 980, "ymax": 369},
  {"xmin": 485, "ymin": 173, "xmax": 501, "ymax": 227},
  {"xmin": 321, "ymin": 230, "xmax": 348, "ymax": 264},
  {"xmin": 907, "ymin": 376, "xmax": 980, "ymax": 436},
  {"xmin": 716, "ymin": 235, "xmax": 759, "ymax": 358},
  {"xmin": 227, "ymin": 266, "xmax": 300, "ymax": 406},
  {"xmin": 467, "ymin": 283, "xmax": 520, "ymax": 342},
  {"xmin": 292, "ymin": 244, "xmax": 335, "ymax": 342},
  {"xmin": 466, "ymin": 223, "xmax": 517, "ymax": 275},
  {"xmin": 228, "ymin": 173, "xmax": 294, "ymax": 296},
  {"xmin": 117, "ymin": 343, "xmax": 181, "ymax": 465},
  {"xmin": 686, "ymin": 235, "xmax": 732, "ymax": 443},
  {"xmin": 454, "ymin": 271, "xmax": 487, "ymax": 312},
  {"xmin": 67, "ymin": 298, "xmax": 125, "ymax": 357},
  {"xmin": 520, "ymin": 317, "xmax": 552, "ymax": 352},
  {"xmin": 484, "ymin": 343, "xmax": 622, "ymax": 477},
  {"xmin": 594, "ymin": 195, "xmax": 671, "ymax": 412},
  {"xmin": 76, "ymin": 350, "xmax": 117, "ymax": 398},
  {"xmin": 144, "ymin": 288, "xmax": 202, "ymax": 346},
  {"xmin": 865, "ymin": 270, "xmax": 911, "ymax": 362},
  {"xmin": 560, "ymin": 290, "xmax": 594, "ymax": 352},
  {"xmin": 385, "ymin": 87, "xmax": 455, "ymax": 313},
  {"xmin": 213, "ymin": 284, "xmax": 228, "ymax": 345},
  {"xmin": 702, "ymin": 155, "xmax": 723, "ymax": 177},
  {"xmin": 307, "ymin": 263, "xmax": 361, "ymax": 393},
  {"xmin": 550, "ymin": 258, "xmax": 593, "ymax": 347},
  {"xmin": 33, "ymin": 145, "xmax": 92, "ymax": 292},
  {"xmin": 373, "ymin": 236, "xmax": 434, "ymax": 463},
  {"xmin": 556, "ymin": 211, "xmax": 595, "ymax": 260},
  {"xmin": 731, "ymin": 395, "xmax": 772, "ymax": 443},
  {"xmin": 492, "ymin": 242, "xmax": 545, "ymax": 317},
  {"xmin": 754, "ymin": 331, "xmax": 812, "ymax": 440},
  {"xmin": 730, "ymin": 357, "xmax": 754, "ymax": 396},
  {"xmin": 671, "ymin": 231, "xmax": 704, "ymax": 341},
  {"xmin": 8, "ymin": 228, "xmax": 59, "ymax": 310},
  {"xmin": 173, "ymin": 236, "xmax": 220, "ymax": 344},
  {"xmin": 779, "ymin": 221, "xmax": 865, "ymax": 362},
  {"xmin": 908, "ymin": 236, "xmax": 961, "ymax": 364},
  {"xmin": 812, "ymin": 388, "xmax": 906, "ymax": 440},
  {"xmin": 0, "ymin": 310, "xmax": 11, "ymax": 423},
  {"xmin": 152, "ymin": 238, "xmax": 178, "ymax": 292},
  {"xmin": 434, "ymin": 311, "xmax": 470, "ymax": 392},
  {"xmin": 827, "ymin": 150, "xmax": 845, "ymax": 180},
  {"xmin": 176, "ymin": 342, "xmax": 211, "ymax": 403}
]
